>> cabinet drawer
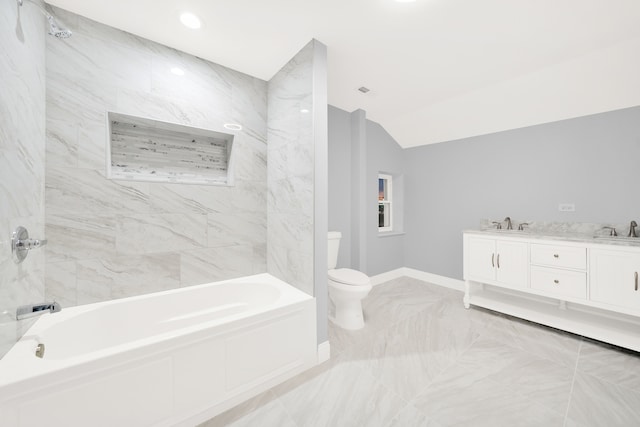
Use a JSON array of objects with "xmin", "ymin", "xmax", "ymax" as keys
[
  {"xmin": 530, "ymin": 266, "xmax": 587, "ymax": 299},
  {"xmin": 530, "ymin": 244, "xmax": 586, "ymax": 270}
]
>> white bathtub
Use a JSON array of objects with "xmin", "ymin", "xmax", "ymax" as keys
[{"xmin": 0, "ymin": 273, "xmax": 317, "ymax": 426}]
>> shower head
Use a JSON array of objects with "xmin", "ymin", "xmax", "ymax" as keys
[
  {"xmin": 18, "ymin": 0, "xmax": 73, "ymax": 39},
  {"xmin": 46, "ymin": 14, "xmax": 72, "ymax": 39}
]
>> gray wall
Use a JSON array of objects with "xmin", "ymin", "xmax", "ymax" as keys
[
  {"xmin": 365, "ymin": 121, "xmax": 405, "ymax": 276},
  {"xmin": 45, "ymin": 6, "xmax": 268, "ymax": 306},
  {"xmin": 351, "ymin": 110, "xmax": 368, "ymax": 272},
  {"xmin": 327, "ymin": 106, "xmax": 405, "ymax": 276},
  {"xmin": 404, "ymin": 106, "xmax": 640, "ymax": 280},
  {"xmin": 0, "ymin": 0, "xmax": 46, "ymax": 357},
  {"xmin": 328, "ymin": 106, "xmax": 351, "ymax": 268}
]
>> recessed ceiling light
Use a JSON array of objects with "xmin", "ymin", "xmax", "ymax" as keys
[
  {"xmin": 223, "ymin": 123, "xmax": 242, "ymax": 131},
  {"xmin": 170, "ymin": 67, "xmax": 185, "ymax": 76},
  {"xmin": 180, "ymin": 12, "xmax": 201, "ymax": 29},
  {"xmin": 395, "ymin": 0, "xmax": 417, "ymax": 2},
  {"xmin": 300, "ymin": 109, "xmax": 310, "ymax": 114}
]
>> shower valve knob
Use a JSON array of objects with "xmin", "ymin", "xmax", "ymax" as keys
[{"xmin": 11, "ymin": 226, "xmax": 47, "ymax": 264}]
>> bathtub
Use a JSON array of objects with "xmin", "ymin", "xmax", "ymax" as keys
[{"xmin": 0, "ymin": 273, "xmax": 317, "ymax": 427}]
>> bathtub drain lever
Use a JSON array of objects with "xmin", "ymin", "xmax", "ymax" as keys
[{"xmin": 35, "ymin": 343, "xmax": 45, "ymax": 358}]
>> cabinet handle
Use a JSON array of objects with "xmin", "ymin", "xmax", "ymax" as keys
[
  {"xmin": 491, "ymin": 253, "xmax": 495, "ymax": 268},
  {"xmin": 553, "ymin": 254, "xmax": 559, "ymax": 258},
  {"xmin": 635, "ymin": 272, "xmax": 638, "ymax": 291},
  {"xmin": 497, "ymin": 254, "xmax": 500, "ymax": 269},
  {"xmin": 554, "ymin": 279, "xmax": 559, "ymax": 284}
]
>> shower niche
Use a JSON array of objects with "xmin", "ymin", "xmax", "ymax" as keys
[{"xmin": 107, "ymin": 112, "xmax": 235, "ymax": 186}]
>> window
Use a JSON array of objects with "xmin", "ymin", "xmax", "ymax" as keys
[{"xmin": 378, "ymin": 174, "xmax": 392, "ymax": 232}]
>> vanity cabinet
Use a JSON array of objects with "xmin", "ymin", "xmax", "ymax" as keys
[
  {"xmin": 530, "ymin": 266, "xmax": 587, "ymax": 299},
  {"xmin": 466, "ymin": 236, "xmax": 527, "ymax": 289},
  {"xmin": 590, "ymin": 248, "xmax": 640, "ymax": 311},
  {"xmin": 463, "ymin": 231, "xmax": 640, "ymax": 352},
  {"xmin": 529, "ymin": 243, "xmax": 587, "ymax": 300},
  {"xmin": 530, "ymin": 243, "xmax": 586, "ymax": 270}
]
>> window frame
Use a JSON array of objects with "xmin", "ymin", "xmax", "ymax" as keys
[{"xmin": 378, "ymin": 173, "xmax": 393, "ymax": 232}]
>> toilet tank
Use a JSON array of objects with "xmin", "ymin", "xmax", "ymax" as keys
[{"xmin": 327, "ymin": 231, "xmax": 342, "ymax": 270}]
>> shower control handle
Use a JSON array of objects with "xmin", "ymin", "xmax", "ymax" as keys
[
  {"xmin": 14, "ymin": 238, "xmax": 47, "ymax": 250},
  {"xmin": 11, "ymin": 226, "xmax": 47, "ymax": 264}
]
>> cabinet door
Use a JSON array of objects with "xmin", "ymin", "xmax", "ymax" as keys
[
  {"xmin": 496, "ymin": 240, "xmax": 528, "ymax": 288},
  {"xmin": 466, "ymin": 237, "xmax": 496, "ymax": 283},
  {"xmin": 590, "ymin": 248, "xmax": 640, "ymax": 312}
]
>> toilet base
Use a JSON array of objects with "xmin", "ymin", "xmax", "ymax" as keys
[{"xmin": 330, "ymin": 299, "xmax": 365, "ymax": 330}]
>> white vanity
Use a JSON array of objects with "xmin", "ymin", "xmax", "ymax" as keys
[{"xmin": 464, "ymin": 229, "xmax": 640, "ymax": 351}]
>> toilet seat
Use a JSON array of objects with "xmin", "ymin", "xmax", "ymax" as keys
[{"xmin": 328, "ymin": 268, "xmax": 370, "ymax": 286}]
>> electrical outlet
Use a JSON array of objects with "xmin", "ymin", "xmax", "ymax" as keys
[{"xmin": 558, "ymin": 203, "xmax": 575, "ymax": 212}]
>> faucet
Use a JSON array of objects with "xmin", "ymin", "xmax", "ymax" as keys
[
  {"xmin": 629, "ymin": 221, "xmax": 638, "ymax": 238},
  {"xmin": 16, "ymin": 301, "xmax": 62, "ymax": 321},
  {"xmin": 504, "ymin": 217, "xmax": 513, "ymax": 230}
]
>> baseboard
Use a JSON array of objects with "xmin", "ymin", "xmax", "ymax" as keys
[
  {"xmin": 369, "ymin": 268, "xmax": 406, "ymax": 286},
  {"xmin": 317, "ymin": 341, "xmax": 330, "ymax": 364},
  {"xmin": 368, "ymin": 267, "xmax": 464, "ymax": 291},
  {"xmin": 402, "ymin": 268, "xmax": 465, "ymax": 292}
]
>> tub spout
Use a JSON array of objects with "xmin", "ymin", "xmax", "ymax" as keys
[{"xmin": 16, "ymin": 301, "xmax": 62, "ymax": 321}]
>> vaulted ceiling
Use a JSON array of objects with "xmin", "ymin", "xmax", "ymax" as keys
[{"xmin": 47, "ymin": 0, "xmax": 640, "ymax": 147}]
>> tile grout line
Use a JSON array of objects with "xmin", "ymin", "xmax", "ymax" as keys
[
  {"xmin": 270, "ymin": 390, "xmax": 301, "ymax": 427},
  {"xmin": 380, "ymin": 400, "xmax": 415, "ymax": 427},
  {"xmin": 562, "ymin": 337, "xmax": 583, "ymax": 427},
  {"xmin": 334, "ymin": 282, "xmax": 460, "ymax": 423},
  {"xmin": 383, "ymin": 299, "xmax": 494, "ymax": 422},
  {"xmin": 356, "ymin": 359, "xmax": 412, "ymax": 427},
  {"xmin": 359, "ymin": 286, "xmax": 449, "ymax": 343},
  {"xmin": 481, "ymin": 314, "xmax": 585, "ymax": 369}
]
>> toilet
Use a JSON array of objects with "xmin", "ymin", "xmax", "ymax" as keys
[{"xmin": 328, "ymin": 231, "xmax": 372, "ymax": 330}]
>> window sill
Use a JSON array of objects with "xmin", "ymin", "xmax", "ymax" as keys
[{"xmin": 378, "ymin": 231, "xmax": 405, "ymax": 238}]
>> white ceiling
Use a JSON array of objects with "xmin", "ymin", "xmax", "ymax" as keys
[{"xmin": 47, "ymin": 0, "xmax": 640, "ymax": 147}]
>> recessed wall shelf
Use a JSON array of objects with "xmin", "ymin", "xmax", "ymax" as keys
[{"xmin": 107, "ymin": 112, "xmax": 235, "ymax": 186}]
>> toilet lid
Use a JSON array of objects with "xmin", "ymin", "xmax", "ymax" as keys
[{"xmin": 329, "ymin": 268, "xmax": 370, "ymax": 286}]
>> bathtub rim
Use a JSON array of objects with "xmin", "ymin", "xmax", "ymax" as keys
[{"xmin": 0, "ymin": 273, "xmax": 314, "ymax": 395}]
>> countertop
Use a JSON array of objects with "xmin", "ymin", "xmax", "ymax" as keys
[{"xmin": 463, "ymin": 229, "xmax": 640, "ymax": 247}]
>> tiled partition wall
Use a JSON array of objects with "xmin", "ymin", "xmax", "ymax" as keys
[
  {"xmin": 44, "ymin": 7, "xmax": 268, "ymax": 306},
  {"xmin": 266, "ymin": 41, "xmax": 316, "ymax": 296},
  {"xmin": 266, "ymin": 38, "xmax": 330, "ymax": 345},
  {"xmin": 0, "ymin": 0, "xmax": 46, "ymax": 357}
]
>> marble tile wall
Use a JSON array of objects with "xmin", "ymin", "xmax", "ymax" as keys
[
  {"xmin": 267, "ymin": 41, "xmax": 316, "ymax": 296},
  {"xmin": 0, "ymin": 0, "xmax": 46, "ymax": 357},
  {"xmin": 45, "ymin": 6, "xmax": 268, "ymax": 306}
]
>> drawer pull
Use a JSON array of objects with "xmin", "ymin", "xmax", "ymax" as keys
[
  {"xmin": 492, "ymin": 253, "xmax": 494, "ymax": 268},
  {"xmin": 497, "ymin": 254, "xmax": 500, "ymax": 269},
  {"xmin": 553, "ymin": 254, "xmax": 559, "ymax": 258},
  {"xmin": 635, "ymin": 272, "xmax": 638, "ymax": 291},
  {"xmin": 554, "ymin": 279, "xmax": 559, "ymax": 284}
]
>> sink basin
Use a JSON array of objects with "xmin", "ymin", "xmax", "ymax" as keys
[
  {"xmin": 482, "ymin": 229, "xmax": 529, "ymax": 234},
  {"xmin": 593, "ymin": 236, "xmax": 640, "ymax": 244}
]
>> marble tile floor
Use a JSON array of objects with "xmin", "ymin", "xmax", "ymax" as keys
[{"xmin": 200, "ymin": 276, "xmax": 640, "ymax": 427}]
